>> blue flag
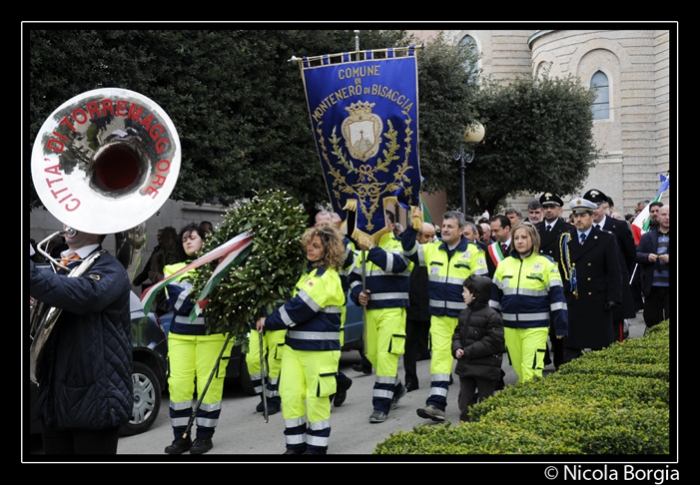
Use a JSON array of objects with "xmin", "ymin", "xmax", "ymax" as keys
[{"xmin": 300, "ymin": 47, "xmax": 422, "ymax": 246}]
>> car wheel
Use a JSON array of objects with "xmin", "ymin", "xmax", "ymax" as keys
[
  {"xmin": 238, "ymin": 355, "xmax": 257, "ymax": 396},
  {"xmin": 120, "ymin": 361, "xmax": 162, "ymax": 436}
]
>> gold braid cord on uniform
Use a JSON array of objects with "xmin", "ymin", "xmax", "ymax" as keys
[{"xmin": 558, "ymin": 232, "xmax": 578, "ymax": 299}]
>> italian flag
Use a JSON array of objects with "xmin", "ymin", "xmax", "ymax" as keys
[{"xmin": 631, "ymin": 175, "xmax": 669, "ymax": 245}]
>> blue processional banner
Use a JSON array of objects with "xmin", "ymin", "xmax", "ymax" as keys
[{"xmin": 299, "ymin": 47, "xmax": 421, "ymax": 246}]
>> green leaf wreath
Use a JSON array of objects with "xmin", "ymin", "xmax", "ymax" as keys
[{"xmin": 189, "ymin": 189, "xmax": 307, "ymax": 346}]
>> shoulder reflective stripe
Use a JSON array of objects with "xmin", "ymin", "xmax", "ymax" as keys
[
  {"xmin": 473, "ymin": 267, "xmax": 488, "ymax": 276},
  {"xmin": 350, "ymin": 280, "xmax": 362, "ymax": 289},
  {"xmin": 285, "ymin": 434, "xmax": 306, "ymax": 445},
  {"xmin": 370, "ymin": 292, "xmax": 409, "ymax": 301},
  {"xmin": 550, "ymin": 301, "xmax": 567, "ymax": 311},
  {"xmin": 174, "ymin": 315, "xmax": 205, "ymax": 325},
  {"xmin": 199, "ymin": 401, "xmax": 222, "ymax": 412},
  {"xmin": 298, "ymin": 289, "xmax": 321, "ymax": 312},
  {"xmin": 488, "ymin": 299, "xmax": 502, "ymax": 310},
  {"xmin": 417, "ymin": 246, "xmax": 425, "ymax": 266},
  {"xmin": 285, "ymin": 417, "xmax": 307, "ymax": 428},
  {"xmin": 431, "ymin": 374, "xmax": 451, "ymax": 382},
  {"xmin": 173, "ymin": 289, "xmax": 190, "ymax": 311},
  {"xmin": 307, "ymin": 435, "xmax": 329, "ymax": 446},
  {"xmin": 287, "ymin": 330, "xmax": 341, "ymax": 340},
  {"xmin": 384, "ymin": 254, "xmax": 393, "ymax": 273},
  {"xmin": 501, "ymin": 288, "xmax": 549, "ymax": 297},
  {"xmin": 405, "ymin": 242, "xmax": 418, "ymax": 257},
  {"xmin": 170, "ymin": 399, "xmax": 193, "ymax": 410},
  {"xmin": 280, "ymin": 306, "xmax": 295, "ymax": 326},
  {"xmin": 309, "ymin": 419, "xmax": 330, "ymax": 430}
]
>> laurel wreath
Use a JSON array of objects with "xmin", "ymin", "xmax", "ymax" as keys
[{"xmin": 189, "ymin": 189, "xmax": 307, "ymax": 346}]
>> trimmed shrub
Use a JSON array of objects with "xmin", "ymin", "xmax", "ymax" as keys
[{"xmin": 375, "ymin": 320, "xmax": 670, "ymax": 454}]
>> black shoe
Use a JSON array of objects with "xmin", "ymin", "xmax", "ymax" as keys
[
  {"xmin": 334, "ymin": 376, "xmax": 353, "ymax": 407},
  {"xmin": 283, "ymin": 448, "xmax": 305, "ymax": 454},
  {"xmin": 352, "ymin": 363, "xmax": 372, "ymax": 374},
  {"xmin": 257, "ymin": 395, "xmax": 281, "ymax": 415},
  {"xmin": 190, "ymin": 438, "xmax": 213, "ymax": 455},
  {"xmin": 391, "ymin": 382, "xmax": 407, "ymax": 410},
  {"xmin": 165, "ymin": 437, "xmax": 192, "ymax": 454},
  {"xmin": 405, "ymin": 381, "xmax": 419, "ymax": 392},
  {"xmin": 267, "ymin": 396, "xmax": 281, "ymax": 415}
]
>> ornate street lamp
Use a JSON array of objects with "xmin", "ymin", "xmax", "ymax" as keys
[{"xmin": 453, "ymin": 122, "xmax": 485, "ymax": 215}]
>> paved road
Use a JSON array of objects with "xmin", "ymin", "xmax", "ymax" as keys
[
  {"xmin": 113, "ymin": 313, "xmax": 647, "ymax": 456},
  {"xmin": 28, "ymin": 313, "xmax": 647, "ymax": 457}
]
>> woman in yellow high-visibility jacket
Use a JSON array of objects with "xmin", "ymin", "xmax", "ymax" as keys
[
  {"xmin": 489, "ymin": 223, "xmax": 568, "ymax": 382},
  {"xmin": 163, "ymin": 223, "xmax": 234, "ymax": 455},
  {"xmin": 256, "ymin": 224, "xmax": 346, "ymax": 455}
]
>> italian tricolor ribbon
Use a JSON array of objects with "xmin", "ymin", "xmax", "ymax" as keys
[{"xmin": 140, "ymin": 232, "xmax": 253, "ymax": 319}]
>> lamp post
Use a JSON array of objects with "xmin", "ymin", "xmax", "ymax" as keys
[
  {"xmin": 453, "ymin": 122, "xmax": 485, "ymax": 215},
  {"xmin": 453, "ymin": 147, "xmax": 474, "ymax": 216}
]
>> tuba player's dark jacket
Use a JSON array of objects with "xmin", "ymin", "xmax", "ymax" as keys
[{"xmin": 29, "ymin": 249, "xmax": 133, "ymax": 430}]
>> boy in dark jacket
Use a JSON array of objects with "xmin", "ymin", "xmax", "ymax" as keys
[{"xmin": 452, "ymin": 275, "xmax": 505, "ymax": 422}]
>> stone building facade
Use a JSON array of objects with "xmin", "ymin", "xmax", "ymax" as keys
[{"xmin": 411, "ymin": 29, "xmax": 672, "ymax": 218}]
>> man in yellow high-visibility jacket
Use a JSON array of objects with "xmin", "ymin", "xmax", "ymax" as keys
[{"xmin": 402, "ymin": 209, "xmax": 488, "ymax": 422}]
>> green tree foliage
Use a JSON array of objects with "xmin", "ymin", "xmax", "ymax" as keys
[
  {"xmin": 415, "ymin": 34, "xmax": 481, "ymax": 198},
  {"xmin": 465, "ymin": 74, "xmax": 599, "ymax": 215},
  {"xmin": 31, "ymin": 30, "xmax": 594, "ymax": 220},
  {"xmin": 28, "ymin": 29, "xmax": 410, "ymax": 213}
]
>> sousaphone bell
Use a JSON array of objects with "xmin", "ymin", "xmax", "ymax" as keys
[{"xmin": 30, "ymin": 88, "xmax": 181, "ymax": 384}]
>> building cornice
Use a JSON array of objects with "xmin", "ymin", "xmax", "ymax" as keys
[{"xmin": 527, "ymin": 30, "xmax": 555, "ymax": 50}]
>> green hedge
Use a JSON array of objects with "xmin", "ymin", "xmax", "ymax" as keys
[{"xmin": 375, "ymin": 320, "xmax": 671, "ymax": 455}]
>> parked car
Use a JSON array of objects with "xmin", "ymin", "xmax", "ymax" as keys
[{"xmin": 342, "ymin": 293, "xmax": 364, "ymax": 351}]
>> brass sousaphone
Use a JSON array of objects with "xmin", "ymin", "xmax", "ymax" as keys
[{"xmin": 30, "ymin": 88, "xmax": 181, "ymax": 384}]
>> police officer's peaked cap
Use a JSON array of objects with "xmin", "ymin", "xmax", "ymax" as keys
[
  {"xmin": 582, "ymin": 189, "xmax": 608, "ymax": 205},
  {"xmin": 569, "ymin": 197, "xmax": 597, "ymax": 214},
  {"xmin": 539, "ymin": 192, "xmax": 563, "ymax": 207}
]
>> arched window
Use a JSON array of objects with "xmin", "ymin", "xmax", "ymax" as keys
[
  {"xmin": 590, "ymin": 71, "xmax": 609, "ymax": 120},
  {"xmin": 459, "ymin": 35, "xmax": 479, "ymax": 82}
]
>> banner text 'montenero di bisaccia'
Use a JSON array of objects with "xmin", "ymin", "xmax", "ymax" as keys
[{"xmin": 300, "ymin": 47, "xmax": 421, "ymax": 246}]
